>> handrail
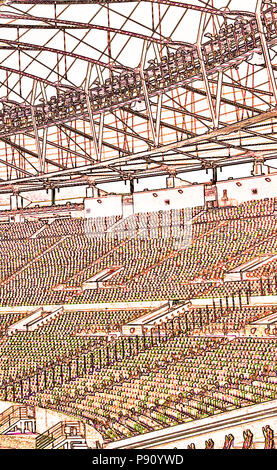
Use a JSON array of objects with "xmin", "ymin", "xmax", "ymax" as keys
[
  {"xmin": 0, "ymin": 405, "xmax": 35, "ymax": 434},
  {"xmin": 35, "ymin": 420, "xmax": 86, "ymax": 449}
]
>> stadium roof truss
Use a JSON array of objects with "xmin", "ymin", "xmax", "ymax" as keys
[{"xmin": 0, "ymin": 0, "xmax": 276, "ymax": 191}]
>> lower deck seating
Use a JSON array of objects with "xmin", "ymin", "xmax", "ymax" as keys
[
  {"xmin": 24, "ymin": 336, "xmax": 277, "ymax": 442},
  {"xmin": 0, "ymin": 308, "xmax": 149, "ymax": 384}
]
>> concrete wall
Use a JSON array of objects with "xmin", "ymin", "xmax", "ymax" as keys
[
  {"xmin": 0, "ymin": 194, "xmax": 10, "ymax": 211},
  {"xmin": 217, "ymin": 173, "xmax": 277, "ymax": 205},
  {"xmin": 133, "ymin": 185, "xmax": 205, "ymax": 214},
  {"xmin": 84, "ymin": 195, "xmax": 123, "ymax": 218},
  {"xmin": 122, "ymin": 195, "xmax": 134, "ymax": 218},
  {"xmin": 83, "ymin": 172, "xmax": 277, "ymax": 219},
  {"xmin": 2, "ymin": 171, "xmax": 277, "ymax": 219},
  {"xmin": 0, "ymin": 301, "xmax": 164, "ymax": 314}
]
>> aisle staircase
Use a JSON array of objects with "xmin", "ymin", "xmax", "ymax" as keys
[
  {"xmin": 122, "ymin": 301, "xmax": 190, "ymax": 335},
  {"xmin": 35, "ymin": 421, "xmax": 88, "ymax": 449},
  {"xmin": 0, "ymin": 405, "xmax": 35, "ymax": 435},
  {"xmin": 7, "ymin": 306, "xmax": 64, "ymax": 334}
]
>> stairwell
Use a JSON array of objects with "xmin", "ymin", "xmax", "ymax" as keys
[
  {"xmin": 35, "ymin": 421, "xmax": 88, "ymax": 449},
  {"xmin": 0, "ymin": 405, "xmax": 35, "ymax": 435}
]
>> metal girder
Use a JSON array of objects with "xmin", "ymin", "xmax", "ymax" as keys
[
  {"xmin": 24, "ymin": 131, "xmax": 101, "ymax": 163},
  {"xmin": 196, "ymin": 12, "xmax": 217, "ymax": 128},
  {"xmin": 84, "ymin": 63, "xmax": 101, "ymax": 161},
  {"xmin": 122, "ymin": 106, "xmax": 195, "ymax": 138},
  {"xmin": 59, "ymin": 123, "xmax": 131, "ymax": 157},
  {"xmin": 0, "ymin": 13, "xmax": 175, "ymax": 46},
  {"xmin": 58, "ymin": 123, "xmax": 132, "ymax": 178},
  {"xmin": 9, "ymin": 0, "xmax": 255, "ymax": 18},
  {"xmin": 183, "ymin": 84, "xmax": 264, "ymax": 116},
  {"xmin": 0, "ymin": 38, "xmax": 130, "ymax": 72},
  {"xmin": 1, "ymin": 137, "xmax": 67, "ymax": 171},
  {"xmin": 256, "ymin": 0, "xmax": 277, "ymax": 103},
  {"xmin": 0, "ymin": 1, "xmax": 275, "ymax": 188},
  {"xmin": 30, "ymin": 80, "xmax": 44, "ymax": 173},
  {"xmin": 0, "ymin": 106, "xmax": 275, "ymax": 188}
]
